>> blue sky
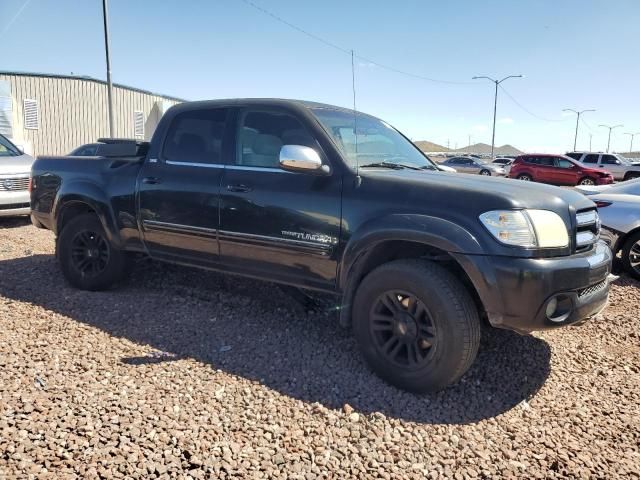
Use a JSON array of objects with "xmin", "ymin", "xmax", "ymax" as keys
[{"xmin": 1, "ymin": 0, "xmax": 638, "ymax": 152}]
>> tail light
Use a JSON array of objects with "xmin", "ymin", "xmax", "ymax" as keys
[{"xmin": 595, "ymin": 201, "xmax": 612, "ymax": 208}]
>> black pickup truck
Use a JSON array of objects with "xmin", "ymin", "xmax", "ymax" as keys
[{"xmin": 30, "ymin": 99, "xmax": 612, "ymax": 392}]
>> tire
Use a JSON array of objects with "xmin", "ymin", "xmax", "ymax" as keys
[
  {"xmin": 517, "ymin": 174, "xmax": 532, "ymax": 181},
  {"xmin": 578, "ymin": 177, "xmax": 596, "ymax": 186},
  {"xmin": 621, "ymin": 231, "xmax": 640, "ymax": 281},
  {"xmin": 624, "ymin": 173, "xmax": 640, "ymax": 181},
  {"xmin": 56, "ymin": 213, "xmax": 131, "ymax": 291},
  {"xmin": 479, "ymin": 169, "xmax": 491, "ymax": 176},
  {"xmin": 352, "ymin": 259, "xmax": 481, "ymax": 393}
]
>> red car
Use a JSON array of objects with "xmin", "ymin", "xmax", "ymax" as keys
[{"xmin": 508, "ymin": 154, "xmax": 614, "ymax": 186}]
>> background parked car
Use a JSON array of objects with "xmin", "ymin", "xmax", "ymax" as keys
[
  {"xmin": 577, "ymin": 180, "xmax": 640, "ymax": 279},
  {"xmin": 0, "ymin": 133, "xmax": 35, "ymax": 217},
  {"xmin": 566, "ymin": 152, "xmax": 640, "ymax": 181},
  {"xmin": 509, "ymin": 154, "xmax": 613, "ymax": 186},
  {"xmin": 492, "ymin": 157, "xmax": 514, "ymax": 174},
  {"xmin": 441, "ymin": 156, "xmax": 506, "ymax": 176}
]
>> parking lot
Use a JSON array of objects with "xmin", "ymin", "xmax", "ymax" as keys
[{"xmin": 0, "ymin": 218, "xmax": 638, "ymax": 479}]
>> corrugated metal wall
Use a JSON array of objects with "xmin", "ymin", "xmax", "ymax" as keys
[{"xmin": 0, "ymin": 73, "xmax": 180, "ymax": 156}]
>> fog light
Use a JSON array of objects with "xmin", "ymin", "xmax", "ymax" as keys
[{"xmin": 545, "ymin": 297, "xmax": 558, "ymax": 318}]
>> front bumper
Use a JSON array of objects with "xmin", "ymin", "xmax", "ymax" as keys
[
  {"xmin": 0, "ymin": 190, "xmax": 31, "ymax": 217},
  {"xmin": 596, "ymin": 176, "xmax": 614, "ymax": 185},
  {"xmin": 453, "ymin": 241, "xmax": 612, "ymax": 334}
]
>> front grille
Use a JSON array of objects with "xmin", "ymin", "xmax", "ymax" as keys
[
  {"xmin": 0, "ymin": 176, "xmax": 29, "ymax": 191},
  {"xmin": 575, "ymin": 208, "xmax": 600, "ymax": 252},
  {"xmin": 578, "ymin": 279, "xmax": 608, "ymax": 298},
  {"xmin": 0, "ymin": 202, "xmax": 30, "ymax": 211}
]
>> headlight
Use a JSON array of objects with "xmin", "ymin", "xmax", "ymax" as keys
[{"xmin": 479, "ymin": 209, "xmax": 569, "ymax": 248}]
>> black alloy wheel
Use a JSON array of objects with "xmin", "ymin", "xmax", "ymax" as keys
[{"xmin": 370, "ymin": 290, "xmax": 436, "ymax": 368}]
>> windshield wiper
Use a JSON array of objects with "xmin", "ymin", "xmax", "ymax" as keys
[{"xmin": 360, "ymin": 161, "xmax": 421, "ymax": 170}]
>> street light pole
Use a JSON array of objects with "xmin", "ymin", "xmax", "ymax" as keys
[
  {"xmin": 562, "ymin": 108, "xmax": 595, "ymax": 151},
  {"xmin": 472, "ymin": 74, "xmax": 523, "ymax": 160},
  {"xmin": 599, "ymin": 124, "xmax": 624, "ymax": 153},
  {"xmin": 102, "ymin": 0, "xmax": 115, "ymax": 138},
  {"xmin": 624, "ymin": 132, "xmax": 640, "ymax": 154},
  {"xmin": 589, "ymin": 133, "xmax": 593, "ymax": 152}
]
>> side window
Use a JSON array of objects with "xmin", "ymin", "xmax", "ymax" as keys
[
  {"xmin": 565, "ymin": 152, "xmax": 582, "ymax": 161},
  {"xmin": 539, "ymin": 157, "xmax": 554, "ymax": 167},
  {"xmin": 80, "ymin": 145, "xmax": 98, "ymax": 156},
  {"xmin": 525, "ymin": 157, "xmax": 538, "ymax": 165},
  {"xmin": 583, "ymin": 154, "xmax": 599, "ymax": 164},
  {"xmin": 601, "ymin": 155, "xmax": 619, "ymax": 165},
  {"xmin": 162, "ymin": 108, "xmax": 228, "ymax": 164},
  {"xmin": 556, "ymin": 158, "xmax": 574, "ymax": 169},
  {"xmin": 236, "ymin": 110, "xmax": 316, "ymax": 168}
]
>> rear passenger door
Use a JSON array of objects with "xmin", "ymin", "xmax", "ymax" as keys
[
  {"xmin": 137, "ymin": 107, "xmax": 231, "ymax": 264},
  {"xmin": 536, "ymin": 157, "xmax": 557, "ymax": 183},
  {"xmin": 218, "ymin": 108, "xmax": 342, "ymax": 290},
  {"xmin": 601, "ymin": 154, "xmax": 624, "ymax": 180}
]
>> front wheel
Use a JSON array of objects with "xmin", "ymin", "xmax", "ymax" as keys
[
  {"xmin": 578, "ymin": 177, "xmax": 596, "ymax": 186},
  {"xmin": 57, "ymin": 213, "xmax": 132, "ymax": 291},
  {"xmin": 479, "ymin": 169, "xmax": 491, "ymax": 176},
  {"xmin": 352, "ymin": 259, "xmax": 481, "ymax": 393},
  {"xmin": 621, "ymin": 231, "xmax": 640, "ymax": 280},
  {"xmin": 517, "ymin": 174, "xmax": 532, "ymax": 181}
]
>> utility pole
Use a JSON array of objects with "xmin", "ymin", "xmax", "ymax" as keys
[
  {"xmin": 102, "ymin": 0, "xmax": 115, "ymax": 138},
  {"xmin": 624, "ymin": 132, "xmax": 640, "ymax": 154},
  {"xmin": 562, "ymin": 108, "xmax": 595, "ymax": 151},
  {"xmin": 589, "ymin": 133, "xmax": 593, "ymax": 152},
  {"xmin": 599, "ymin": 124, "xmax": 623, "ymax": 153},
  {"xmin": 472, "ymin": 74, "xmax": 523, "ymax": 160},
  {"xmin": 468, "ymin": 134, "xmax": 471, "ymax": 147}
]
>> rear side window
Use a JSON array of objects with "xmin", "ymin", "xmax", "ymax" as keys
[
  {"xmin": 583, "ymin": 154, "xmax": 599, "ymax": 164},
  {"xmin": 162, "ymin": 108, "xmax": 228, "ymax": 164},
  {"xmin": 236, "ymin": 110, "xmax": 316, "ymax": 168},
  {"xmin": 538, "ymin": 157, "xmax": 555, "ymax": 167},
  {"xmin": 601, "ymin": 155, "xmax": 619, "ymax": 165},
  {"xmin": 523, "ymin": 156, "xmax": 539, "ymax": 165}
]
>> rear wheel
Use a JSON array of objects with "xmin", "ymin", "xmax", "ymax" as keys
[
  {"xmin": 621, "ymin": 231, "xmax": 640, "ymax": 280},
  {"xmin": 57, "ymin": 214, "xmax": 132, "ymax": 291},
  {"xmin": 352, "ymin": 259, "xmax": 481, "ymax": 393},
  {"xmin": 479, "ymin": 169, "xmax": 491, "ymax": 176},
  {"xmin": 517, "ymin": 174, "xmax": 532, "ymax": 181},
  {"xmin": 624, "ymin": 172, "xmax": 640, "ymax": 181},
  {"xmin": 578, "ymin": 177, "xmax": 596, "ymax": 186}
]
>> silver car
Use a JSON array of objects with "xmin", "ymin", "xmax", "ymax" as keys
[
  {"xmin": 441, "ymin": 156, "xmax": 506, "ymax": 176},
  {"xmin": 577, "ymin": 179, "xmax": 640, "ymax": 279},
  {"xmin": 0, "ymin": 134, "xmax": 35, "ymax": 217}
]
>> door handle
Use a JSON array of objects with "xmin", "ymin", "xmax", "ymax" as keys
[
  {"xmin": 226, "ymin": 184, "xmax": 252, "ymax": 193},
  {"xmin": 142, "ymin": 176, "xmax": 162, "ymax": 185}
]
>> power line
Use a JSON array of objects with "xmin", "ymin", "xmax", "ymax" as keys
[
  {"xmin": 0, "ymin": 0, "xmax": 33, "ymax": 38},
  {"xmin": 239, "ymin": 0, "xmax": 474, "ymax": 85},
  {"xmin": 498, "ymin": 85, "xmax": 567, "ymax": 123}
]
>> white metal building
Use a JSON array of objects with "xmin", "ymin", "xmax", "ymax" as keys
[{"xmin": 0, "ymin": 71, "xmax": 183, "ymax": 156}]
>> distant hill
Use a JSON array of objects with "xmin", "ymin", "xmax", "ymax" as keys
[
  {"xmin": 414, "ymin": 140, "xmax": 524, "ymax": 156},
  {"xmin": 453, "ymin": 143, "xmax": 524, "ymax": 156},
  {"xmin": 414, "ymin": 140, "xmax": 449, "ymax": 152}
]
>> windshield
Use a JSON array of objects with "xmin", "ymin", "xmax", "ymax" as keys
[
  {"xmin": 0, "ymin": 134, "xmax": 22, "ymax": 157},
  {"xmin": 310, "ymin": 108, "xmax": 437, "ymax": 170}
]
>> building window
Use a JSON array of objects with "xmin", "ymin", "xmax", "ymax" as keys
[
  {"xmin": 23, "ymin": 99, "xmax": 39, "ymax": 130},
  {"xmin": 134, "ymin": 110, "xmax": 144, "ymax": 137}
]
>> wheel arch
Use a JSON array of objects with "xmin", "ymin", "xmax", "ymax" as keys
[
  {"xmin": 337, "ymin": 215, "xmax": 486, "ymax": 327},
  {"xmin": 53, "ymin": 184, "xmax": 122, "ymax": 248}
]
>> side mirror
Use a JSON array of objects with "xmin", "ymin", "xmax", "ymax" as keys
[{"xmin": 279, "ymin": 145, "xmax": 329, "ymax": 174}]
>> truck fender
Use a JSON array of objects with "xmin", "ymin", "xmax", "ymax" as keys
[
  {"xmin": 339, "ymin": 214, "xmax": 484, "ymax": 288},
  {"xmin": 337, "ymin": 214, "xmax": 485, "ymax": 327},
  {"xmin": 53, "ymin": 181, "xmax": 123, "ymax": 248}
]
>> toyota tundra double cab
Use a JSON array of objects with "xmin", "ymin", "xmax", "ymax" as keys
[{"xmin": 30, "ymin": 99, "xmax": 612, "ymax": 392}]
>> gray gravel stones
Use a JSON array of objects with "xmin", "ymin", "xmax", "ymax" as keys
[{"xmin": 1, "ymin": 218, "xmax": 639, "ymax": 478}]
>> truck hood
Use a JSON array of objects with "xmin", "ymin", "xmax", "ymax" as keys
[
  {"xmin": 360, "ymin": 169, "xmax": 596, "ymax": 215},
  {"xmin": 0, "ymin": 153, "xmax": 35, "ymax": 175}
]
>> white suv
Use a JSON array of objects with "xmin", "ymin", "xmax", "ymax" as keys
[
  {"xmin": 566, "ymin": 152, "xmax": 640, "ymax": 181},
  {"xmin": 0, "ymin": 134, "xmax": 35, "ymax": 217}
]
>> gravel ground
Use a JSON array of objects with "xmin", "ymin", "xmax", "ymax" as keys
[{"xmin": 1, "ymin": 217, "xmax": 639, "ymax": 479}]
